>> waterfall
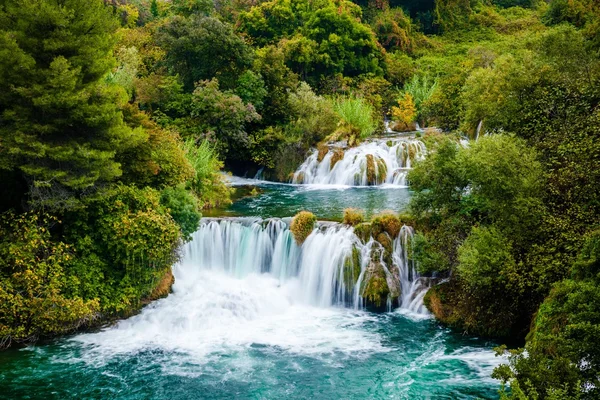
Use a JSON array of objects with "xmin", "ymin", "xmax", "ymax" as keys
[
  {"xmin": 394, "ymin": 226, "xmax": 428, "ymax": 313},
  {"xmin": 179, "ymin": 218, "xmax": 429, "ymax": 313},
  {"xmin": 292, "ymin": 137, "xmax": 426, "ymax": 186}
]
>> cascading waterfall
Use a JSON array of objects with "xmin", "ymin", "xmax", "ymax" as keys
[
  {"xmin": 292, "ymin": 137, "xmax": 426, "ymax": 186},
  {"xmin": 180, "ymin": 218, "xmax": 429, "ymax": 313},
  {"xmin": 394, "ymin": 226, "xmax": 429, "ymax": 313}
]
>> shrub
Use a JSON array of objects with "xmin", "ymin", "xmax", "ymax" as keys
[
  {"xmin": 371, "ymin": 212, "xmax": 402, "ymax": 239},
  {"xmin": 333, "ymin": 97, "xmax": 377, "ymax": 140},
  {"xmin": 290, "ymin": 211, "xmax": 317, "ymax": 245},
  {"xmin": 183, "ymin": 138, "xmax": 232, "ymax": 208},
  {"xmin": 0, "ymin": 213, "xmax": 98, "ymax": 347},
  {"xmin": 343, "ymin": 208, "xmax": 364, "ymax": 226},
  {"xmin": 160, "ymin": 185, "xmax": 201, "ymax": 241}
]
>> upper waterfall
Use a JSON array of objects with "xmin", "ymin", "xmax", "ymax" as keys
[
  {"xmin": 292, "ymin": 136, "xmax": 426, "ymax": 186},
  {"xmin": 179, "ymin": 217, "xmax": 429, "ymax": 313}
]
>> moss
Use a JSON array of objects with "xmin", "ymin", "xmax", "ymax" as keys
[
  {"xmin": 231, "ymin": 185, "xmax": 263, "ymax": 201},
  {"xmin": 348, "ymin": 134, "xmax": 357, "ymax": 147},
  {"xmin": 343, "ymin": 246, "xmax": 362, "ymax": 291},
  {"xmin": 375, "ymin": 157, "xmax": 387, "ymax": 183},
  {"xmin": 330, "ymin": 148, "xmax": 344, "ymax": 169},
  {"xmin": 293, "ymin": 171, "xmax": 305, "ymax": 183},
  {"xmin": 423, "ymin": 282, "xmax": 460, "ymax": 328},
  {"xmin": 343, "ymin": 208, "xmax": 364, "ymax": 226},
  {"xmin": 317, "ymin": 144, "xmax": 329, "ymax": 162},
  {"xmin": 353, "ymin": 222, "xmax": 372, "ymax": 243},
  {"xmin": 376, "ymin": 232, "xmax": 393, "ymax": 254},
  {"xmin": 371, "ymin": 212, "xmax": 402, "ymax": 239},
  {"xmin": 408, "ymin": 143, "xmax": 417, "ymax": 162},
  {"xmin": 290, "ymin": 211, "xmax": 317, "ymax": 245},
  {"xmin": 366, "ymin": 154, "xmax": 376, "ymax": 185},
  {"xmin": 362, "ymin": 261, "xmax": 390, "ymax": 309},
  {"xmin": 398, "ymin": 212, "xmax": 416, "ymax": 228},
  {"xmin": 386, "ymin": 140, "xmax": 393, "ymax": 147}
]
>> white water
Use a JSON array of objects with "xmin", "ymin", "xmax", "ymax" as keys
[
  {"xmin": 177, "ymin": 218, "xmax": 428, "ymax": 310},
  {"xmin": 292, "ymin": 137, "xmax": 426, "ymax": 186},
  {"xmin": 66, "ymin": 218, "xmax": 503, "ymax": 397}
]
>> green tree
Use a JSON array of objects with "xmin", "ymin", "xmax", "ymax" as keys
[
  {"xmin": 156, "ymin": 15, "xmax": 253, "ymax": 91},
  {"xmin": 495, "ymin": 231, "xmax": 600, "ymax": 399},
  {"xmin": 0, "ymin": 0, "xmax": 144, "ymax": 205},
  {"xmin": 189, "ymin": 79, "xmax": 261, "ymax": 155}
]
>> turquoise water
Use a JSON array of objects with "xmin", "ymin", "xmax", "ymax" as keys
[
  {"xmin": 0, "ymin": 309, "xmax": 500, "ymax": 399},
  {"xmin": 0, "ymin": 177, "xmax": 503, "ymax": 399},
  {"xmin": 204, "ymin": 178, "xmax": 412, "ymax": 220}
]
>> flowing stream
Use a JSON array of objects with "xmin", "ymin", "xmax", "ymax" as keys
[{"xmin": 0, "ymin": 136, "xmax": 503, "ymax": 399}]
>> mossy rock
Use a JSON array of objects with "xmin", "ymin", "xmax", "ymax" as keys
[
  {"xmin": 408, "ymin": 144, "xmax": 417, "ymax": 162},
  {"xmin": 398, "ymin": 212, "xmax": 416, "ymax": 228},
  {"xmin": 375, "ymin": 157, "xmax": 387, "ymax": 183},
  {"xmin": 353, "ymin": 222, "xmax": 372, "ymax": 243},
  {"xmin": 361, "ymin": 261, "xmax": 390, "ymax": 310},
  {"xmin": 423, "ymin": 282, "xmax": 460, "ymax": 327},
  {"xmin": 290, "ymin": 211, "xmax": 317, "ymax": 245},
  {"xmin": 386, "ymin": 140, "xmax": 393, "ymax": 147},
  {"xmin": 376, "ymin": 232, "xmax": 393, "ymax": 255},
  {"xmin": 343, "ymin": 246, "xmax": 362, "ymax": 291},
  {"xmin": 293, "ymin": 171, "xmax": 305, "ymax": 183},
  {"xmin": 348, "ymin": 134, "xmax": 357, "ymax": 147},
  {"xmin": 366, "ymin": 154, "xmax": 376, "ymax": 185},
  {"xmin": 371, "ymin": 213, "xmax": 402, "ymax": 239},
  {"xmin": 317, "ymin": 145, "xmax": 329, "ymax": 162},
  {"xmin": 330, "ymin": 148, "xmax": 344, "ymax": 169},
  {"xmin": 343, "ymin": 208, "xmax": 364, "ymax": 226}
]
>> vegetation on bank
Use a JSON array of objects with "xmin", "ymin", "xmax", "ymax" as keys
[{"xmin": 0, "ymin": 0, "xmax": 599, "ymax": 398}]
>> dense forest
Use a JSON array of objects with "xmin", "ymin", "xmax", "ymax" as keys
[{"xmin": 0, "ymin": 0, "xmax": 599, "ymax": 398}]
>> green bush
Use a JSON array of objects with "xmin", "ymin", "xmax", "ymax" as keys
[
  {"xmin": 183, "ymin": 138, "xmax": 232, "ymax": 208},
  {"xmin": 160, "ymin": 185, "xmax": 201, "ymax": 241},
  {"xmin": 0, "ymin": 213, "xmax": 98, "ymax": 348},
  {"xmin": 332, "ymin": 97, "xmax": 378, "ymax": 141},
  {"xmin": 64, "ymin": 185, "xmax": 181, "ymax": 313}
]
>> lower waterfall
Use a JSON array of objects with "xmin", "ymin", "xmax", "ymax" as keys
[{"xmin": 179, "ymin": 218, "xmax": 429, "ymax": 312}]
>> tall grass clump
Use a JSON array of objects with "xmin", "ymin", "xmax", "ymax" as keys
[
  {"xmin": 403, "ymin": 75, "xmax": 437, "ymax": 126},
  {"xmin": 333, "ymin": 97, "xmax": 377, "ymax": 140},
  {"xmin": 182, "ymin": 138, "xmax": 231, "ymax": 207}
]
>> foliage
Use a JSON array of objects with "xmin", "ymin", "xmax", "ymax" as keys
[
  {"xmin": 332, "ymin": 97, "xmax": 378, "ymax": 141},
  {"xmin": 182, "ymin": 138, "xmax": 232, "ymax": 208},
  {"xmin": 156, "ymin": 15, "xmax": 253, "ymax": 90},
  {"xmin": 391, "ymin": 93, "xmax": 417, "ymax": 129},
  {"xmin": 238, "ymin": 0, "xmax": 385, "ymax": 87},
  {"xmin": 343, "ymin": 208, "xmax": 365, "ymax": 226},
  {"xmin": 160, "ymin": 186, "xmax": 201, "ymax": 241},
  {"xmin": 371, "ymin": 7, "xmax": 415, "ymax": 52},
  {"xmin": 0, "ymin": 213, "xmax": 98, "ymax": 348},
  {"xmin": 494, "ymin": 231, "xmax": 600, "ymax": 399},
  {"xmin": 403, "ymin": 75, "xmax": 438, "ymax": 126},
  {"xmin": 410, "ymin": 135, "xmax": 547, "ymax": 336},
  {"xmin": 63, "ymin": 185, "xmax": 181, "ymax": 314},
  {"xmin": 290, "ymin": 211, "xmax": 317, "ymax": 245},
  {"xmin": 286, "ymin": 82, "xmax": 338, "ymax": 144},
  {"xmin": 0, "ymin": 0, "xmax": 143, "ymax": 199},
  {"xmin": 190, "ymin": 79, "xmax": 261, "ymax": 156}
]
